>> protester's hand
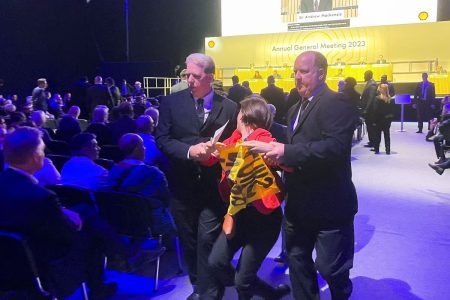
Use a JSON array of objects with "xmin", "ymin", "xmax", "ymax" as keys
[
  {"xmin": 243, "ymin": 140, "xmax": 274, "ymax": 154},
  {"xmin": 62, "ymin": 208, "xmax": 83, "ymax": 231},
  {"xmin": 264, "ymin": 142, "xmax": 285, "ymax": 163},
  {"xmin": 189, "ymin": 142, "xmax": 210, "ymax": 161}
]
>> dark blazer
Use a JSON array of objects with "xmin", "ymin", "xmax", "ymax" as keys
[
  {"xmin": 261, "ymin": 84, "xmax": 285, "ymax": 123},
  {"xmin": 87, "ymin": 84, "xmax": 113, "ymax": 112},
  {"xmin": 155, "ymin": 88, "xmax": 238, "ymax": 199},
  {"xmin": 300, "ymin": 0, "xmax": 332, "ymax": 13},
  {"xmin": 282, "ymin": 85, "xmax": 358, "ymax": 224},
  {"xmin": 85, "ymin": 123, "xmax": 113, "ymax": 146},
  {"xmin": 56, "ymin": 115, "xmax": 82, "ymax": 143},
  {"xmin": 0, "ymin": 168, "xmax": 76, "ymax": 262},
  {"xmin": 228, "ymin": 84, "xmax": 250, "ymax": 104},
  {"xmin": 109, "ymin": 116, "xmax": 136, "ymax": 144},
  {"xmin": 414, "ymin": 81, "xmax": 436, "ymax": 122}
]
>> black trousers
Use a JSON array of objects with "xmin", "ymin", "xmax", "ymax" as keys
[
  {"xmin": 170, "ymin": 192, "xmax": 227, "ymax": 299},
  {"xmin": 285, "ymin": 217, "xmax": 354, "ymax": 300},
  {"xmin": 208, "ymin": 206, "xmax": 282, "ymax": 298},
  {"xmin": 373, "ymin": 120, "xmax": 391, "ymax": 151}
]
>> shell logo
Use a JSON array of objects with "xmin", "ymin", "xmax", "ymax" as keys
[
  {"xmin": 207, "ymin": 40, "xmax": 216, "ymax": 48},
  {"xmin": 418, "ymin": 11, "xmax": 428, "ymax": 21}
]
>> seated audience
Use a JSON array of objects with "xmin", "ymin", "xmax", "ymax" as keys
[
  {"xmin": 85, "ymin": 105, "xmax": 113, "ymax": 146},
  {"xmin": 56, "ymin": 105, "xmax": 82, "ymax": 142},
  {"xmin": 0, "ymin": 127, "xmax": 118, "ymax": 299},
  {"xmin": 109, "ymin": 102, "xmax": 136, "ymax": 144},
  {"xmin": 144, "ymin": 106, "xmax": 159, "ymax": 128},
  {"xmin": 135, "ymin": 115, "xmax": 167, "ymax": 168},
  {"xmin": 61, "ymin": 132, "xmax": 108, "ymax": 190},
  {"xmin": 106, "ymin": 133, "xmax": 175, "ymax": 237},
  {"xmin": 34, "ymin": 157, "xmax": 61, "ymax": 187},
  {"xmin": 31, "ymin": 110, "xmax": 53, "ymax": 143},
  {"xmin": 429, "ymin": 157, "xmax": 450, "ymax": 175},
  {"xmin": 132, "ymin": 96, "xmax": 146, "ymax": 117}
]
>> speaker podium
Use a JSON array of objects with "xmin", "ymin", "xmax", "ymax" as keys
[{"xmin": 395, "ymin": 94, "xmax": 411, "ymax": 132}]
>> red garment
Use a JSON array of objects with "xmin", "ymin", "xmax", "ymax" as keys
[{"xmin": 206, "ymin": 128, "xmax": 284, "ymax": 215}]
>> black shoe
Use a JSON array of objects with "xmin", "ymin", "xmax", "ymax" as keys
[
  {"xmin": 416, "ymin": 130, "xmax": 423, "ymax": 133},
  {"xmin": 364, "ymin": 143, "xmax": 373, "ymax": 147},
  {"xmin": 272, "ymin": 284, "xmax": 291, "ymax": 299},
  {"xmin": 186, "ymin": 292, "xmax": 200, "ymax": 300},
  {"xmin": 89, "ymin": 282, "xmax": 118, "ymax": 300},
  {"xmin": 369, "ymin": 148, "xmax": 375, "ymax": 151},
  {"xmin": 386, "ymin": 150, "xmax": 391, "ymax": 155},
  {"xmin": 428, "ymin": 163, "xmax": 444, "ymax": 175}
]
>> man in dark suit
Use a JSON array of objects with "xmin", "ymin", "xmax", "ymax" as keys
[
  {"xmin": 0, "ymin": 127, "xmax": 117, "ymax": 298},
  {"xmin": 361, "ymin": 70, "xmax": 378, "ymax": 147},
  {"xmin": 261, "ymin": 75, "xmax": 285, "ymax": 124},
  {"xmin": 300, "ymin": 0, "xmax": 332, "ymax": 13},
  {"xmin": 246, "ymin": 51, "xmax": 358, "ymax": 300},
  {"xmin": 155, "ymin": 53, "xmax": 237, "ymax": 300},
  {"xmin": 228, "ymin": 75, "xmax": 251, "ymax": 105},
  {"xmin": 87, "ymin": 76, "xmax": 113, "ymax": 114},
  {"xmin": 414, "ymin": 72, "xmax": 436, "ymax": 133}
]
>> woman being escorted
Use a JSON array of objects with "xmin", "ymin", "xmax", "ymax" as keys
[
  {"xmin": 373, "ymin": 84, "xmax": 395, "ymax": 154},
  {"xmin": 205, "ymin": 95, "xmax": 290, "ymax": 299}
]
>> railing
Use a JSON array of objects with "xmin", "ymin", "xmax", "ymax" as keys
[{"xmin": 143, "ymin": 77, "xmax": 179, "ymax": 97}]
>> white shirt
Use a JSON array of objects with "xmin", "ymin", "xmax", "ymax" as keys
[{"xmin": 61, "ymin": 156, "xmax": 108, "ymax": 190}]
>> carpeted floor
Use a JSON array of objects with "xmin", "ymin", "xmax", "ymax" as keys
[{"xmin": 68, "ymin": 122, "xmax": 450, "ymax": 300}]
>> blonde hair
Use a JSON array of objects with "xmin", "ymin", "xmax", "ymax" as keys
[{"xmin": 378, "ymin": 84, "xmax": 390, "ymax": 103}]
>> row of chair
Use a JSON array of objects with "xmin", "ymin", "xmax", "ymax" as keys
[{"xmin": 1, "ymin": 185, "xmax": 183, "ymax": 299}]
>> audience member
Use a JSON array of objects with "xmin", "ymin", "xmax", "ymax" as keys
[
  {"xmin": 380, "ymin": 75, "xmax": 395, "ymax": 98},
  {"xmin": 373, "ymin": 84, "xmax": 395, "ymax": 154},
  {"xmin": 61, "ymin": 132, "xmax": 108, "ymax": 190},
  {"xmin": 31, "ymin": 110, "xmax": 53, "ymax": 143},
  {"xmin": 31, "ymin": 78, "xmax": 49, "ymax": 112},
  {"xmin": 267, "ymin": 103, "xmax": 288, "ymax": 143},
  {"xmin": 70, "ymin": 76, "xmax": 91, "ymax": 120},
  {"xmin": 85, "ymin": 105, "xmax": 113, "ymax": 146},
  {"xmin": 342, "ymin": 77, "xmax": 362, "ymax": 110},
  {"xmin": 106, "ymin": 133, "xmax": 175, "ymax": 237},
  {"xmin": 228, "ymin": 75, "xmax": 251, "ymax": 105},
  {"xmin": 413, "ymin": 72, "xmax": 436, "ymax": 133},
  {"xmin": 0, "ymin": 127, "xmax": 117, "ymax": 299},
  {"xmin": 48, "ymin": 93, "xmax": 64, "ymax": 118},
  {"xmin": 260, "ymin": 75, "xmax": 285, "ymax": 123},
  {"xmin": 242, "ymin": 80, "xmax": 252, "ymax": 94},
  {"xmin": 144, "ymin": 106, "xmax": 160, "ymax": 127},
  {"xmin": 56, "ymin": 105, "xmax": 82, "ymax": 142},
  {"xmin": 87, "ymin": 76, "xmax": 113, "ymax": 112},
  {"xmin": 109, "ymin": 102, "xmax": 136, "ymax": 144},
  {"xmin": 361, "ymin": 70, "xmax": 378, "ymax": 148},
  {"xmin": 135, "ymin": 115, "xmax": 167, "ymax": 168},
  {"xmin": 105, "ymin": 77, "xmax": 121, "ymax": 107},
  {"xmin": 170, "ymin": 69, "xmax": 189, "ymax": 94},
  {"xmin": 133, "ymin": 81, "xmax": 145, "ymax": 97}
]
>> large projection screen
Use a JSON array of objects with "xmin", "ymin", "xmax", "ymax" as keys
[{"xmin": 221, "ymin": 0, "xmax": 438, "ymax": 36}]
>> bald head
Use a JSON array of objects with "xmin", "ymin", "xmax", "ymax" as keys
[{"xmin": 119, "ymin": 133, "xmax": 145, "ymax": 160}]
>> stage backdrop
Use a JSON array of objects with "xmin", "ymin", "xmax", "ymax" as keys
[{"xmin": 205, "ymin": 21, "xmax": 450, "ymax": 93}]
